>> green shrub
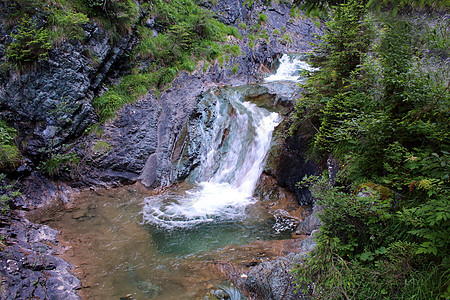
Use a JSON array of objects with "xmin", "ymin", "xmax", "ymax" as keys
[
  {"xmin": 259, "ymin": 13, "xmax": 268, "ymax": 23},
  {"xmin": 221, "ymin": 44, "xmax": 242, "ymax": 57},
  {"xmin": 154, "ymin": 67, "xmax": 178, "ymax": 88},
  {"xmin": 85, "ymin": 0, "xmax": 104, "ymax": 7},
  {"xmin": 93, "ymin": 90, "xmax": 126, "ymax": 122},
  {"xmin": 231, "ymin": 63, "xmax": 239, "ymax": 74},
  {"xmin": 48, "ymin": 10, "xmax": 89, "ymax": 42},
  {"xmin": 40, "ymin": 152, "xmax": 80, "ymax": 177},
  {"xmin": 0, "ymin": 120, "xmax": 21, "ymax": 170},
  {"xmin": 239, "ymin": 22, "xmax": 248, "ymax": 30},
  {"xmin": 292, "ymin": 1, "xmax": 450, "ymax": 299},
  {"xmin": 181, "ymin": 58, "xmax": 197, "ymax": 72},
  {"xmin": 6, "ymin": 16, "xmax": 52, "ymax": 68}
]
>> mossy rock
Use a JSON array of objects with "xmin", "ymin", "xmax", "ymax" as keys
[{"xmin": 354, "ymin": 182, "xmax": 393, "ymax": 200}]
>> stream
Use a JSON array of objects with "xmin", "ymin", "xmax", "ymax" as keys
[{"xmin": 32, "ymin": 54, "xmax": 312, "ymax": 299}]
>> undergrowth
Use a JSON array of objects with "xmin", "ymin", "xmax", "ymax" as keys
[{"xmin": 292, "ymin": 1, "xmax": 449, "ymax": 299}]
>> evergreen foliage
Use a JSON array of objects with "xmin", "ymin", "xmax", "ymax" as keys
[
  {"xmin": 6, "ymin": 16, "xmax": 52, "ymax": 68},
  {"xmin": 292, "ymin": 1, "xmax": 449, "ymax": 299}
]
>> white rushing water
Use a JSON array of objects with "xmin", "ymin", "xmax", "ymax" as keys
[
  {"xmin": 264, "ymin": 53, "xmax": 316, "ymax": 82},
  {"xmin": 142, "ymin": 54, "xmax": 313, "ymax": 230},
  {"xmin": 142, "ymin": 89, "xmax": 280, "ymax": 229}
]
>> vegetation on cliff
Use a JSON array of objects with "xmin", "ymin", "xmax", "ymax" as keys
[
  {"xmin": 1, "ymin": 0, "xmax": 243, "ymax": 124},
  {"xmin": 93, "ymin": 0, "xmax": 242, "ymax": 122},
  {"xmin": 292, "ymin": 0, "xmax": 449, "ymax": 298}
]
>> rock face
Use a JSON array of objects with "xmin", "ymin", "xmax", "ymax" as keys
[
  {"xmin": 243, "ymin": 234, "xmax": 317, "ymax": 300},
  {"xmin": 0, "ymin": 24, "xmax": 122, "ymax": 159},
  {"xmin": 69, "ymin": 0, "xmax": 323, "ymax": 191},
  {"xmin": 205, "ymin": 0, "xmax": 321, "ymax": 53},
  {"xmin": 263, "ymin": 117, "xmax": 322, "ymax": 206},
  {"xmin": 0, "ymin": 213, "xmax": 81, "ymax": 300},
  {"xmin": 0, "ymin": 0, "xmax": 324, "ymax": 206}
]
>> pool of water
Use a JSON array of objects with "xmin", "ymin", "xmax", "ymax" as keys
[{"xmin": 34, "ymin": 184, "xmax": 292, "ymax": 299}]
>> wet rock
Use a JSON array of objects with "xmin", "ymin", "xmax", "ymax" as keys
[
  {"xmin": 264, "ymin": 119, "xmax": 322, "ymax": 206},
  {"xmin": 243, "ymin": 254, "xmax": 309, "ymax": 300},
  {"xmin": 74, "ymin": 72, "xmax": 209, "ymax": 188},
  {"xmin": 13, "ymin": 171, "xmax": 77, "ymax": 209},
  {"xmin": 294, "ymin": 205, "xmax": 322, "ymax": 236},
  {"xmin": 0, "ymin": 214, "xmax": 81, "ymax": 300}
]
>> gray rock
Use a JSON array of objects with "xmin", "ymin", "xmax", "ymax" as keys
[
  {"xmin": 264, "ymin": 118, "xmax": 322, "ymax": 206},
  {"xmin": 244, "ymin": 254, "xmax": 309, "ymax": 300},
  {"xmin": 0, "ymin": 15, "xmax": 135, "ymax": 163},
  {"xmin": 243, "ymin": 233, "xmax": 317, "ymax": 299},
  {"xmin": 295, "ymin": 205, "xmax": 322, "ymax": 236},
  {"xmin": 0, "ymin": 214, "xmax": 81, "ymax": 300}
]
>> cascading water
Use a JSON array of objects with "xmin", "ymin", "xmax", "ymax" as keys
[
  {"xmin": 265, "ymin": 53, "xmax": 316, "ymax": 82},
  {"xmin": 142, "ymin": 88, "xmax": 280, "ymax": 229}
]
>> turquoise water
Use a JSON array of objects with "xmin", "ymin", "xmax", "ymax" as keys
[{"xmin": 41, "ymin": 185, "xmax": 290, "ymax": 299}]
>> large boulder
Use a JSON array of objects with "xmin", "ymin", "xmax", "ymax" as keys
[{"xmin": 243, "ymin": 234, "xmax": 317, "ymax": 300}]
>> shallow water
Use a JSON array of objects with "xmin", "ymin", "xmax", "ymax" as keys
[{"xmin": 36, "ymin": 184, "xmax": 292, "ymax": 299}]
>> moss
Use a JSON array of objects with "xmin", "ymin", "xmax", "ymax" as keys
[
  {"xmin": 259, "ymin": 13, "xmax": 268, "ymax": 23},
  {"xmin": 355, "ymin": 183, "xmax": 394, "ymax": 201},
  {"xmin": 0, "ymin": 144, "xmax": 22, "ymax": 170},
  {"xmin": 0, "ymin": 120, "xmax": 22, "ymax": 170},
  {"xmin": 92, "ymin": 140, "xmax": 111, "ymax": 154}
]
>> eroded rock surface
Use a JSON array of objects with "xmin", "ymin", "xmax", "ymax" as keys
[{"xmin": 0, "ymin": 213, "xmax": 81, "ymax": 300}]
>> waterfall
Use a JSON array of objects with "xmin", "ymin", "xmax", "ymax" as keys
[
  {"xmin": 142, "ymin": 53, "xmax": 315, "ymax": 230},
  {"xmin": 265, "ymin": 53, "xmax": 316, "ymax": 82},
  {"xmin": 142, "ymin": 88, "xmax": 280, "ymax": 229}
]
